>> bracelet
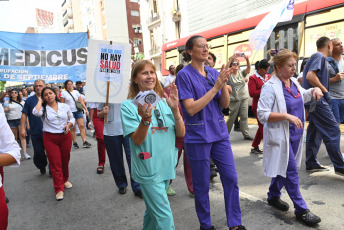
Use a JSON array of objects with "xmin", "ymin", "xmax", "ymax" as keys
[
  {"xmin": 142, "ymin": 117, "xmax": 152, "ymax": 122},
  {"xmin": 174, "ymin": 116, "xmax": 182, "ymax": 121}
]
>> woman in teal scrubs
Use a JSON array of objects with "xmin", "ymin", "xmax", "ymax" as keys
[{"xmin": 121, "ymin": 60, "xmax": 185, "ymax": 230}]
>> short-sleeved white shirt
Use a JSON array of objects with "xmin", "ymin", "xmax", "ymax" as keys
[{"xmin": 61, "ymin": 90, "xmax": 81, "ymax": 112}]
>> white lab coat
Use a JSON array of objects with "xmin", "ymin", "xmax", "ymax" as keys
[{"xmin": 257, "ymin": 74, "xmax": 313, "ymax": 178}]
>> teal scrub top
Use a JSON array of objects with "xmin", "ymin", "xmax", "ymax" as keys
[{"xmin": 121, "ymin": 99, "xmax": 178, "ymax": 184}]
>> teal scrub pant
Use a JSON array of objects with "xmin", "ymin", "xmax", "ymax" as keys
[{"xmin": 140, "ymin": 180, "xmax": 175, "ymax": 230}]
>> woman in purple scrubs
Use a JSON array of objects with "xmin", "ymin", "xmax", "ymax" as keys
[
  {"xmin": 176, "ymin": 35, "xmax": 246, "ymax": 230},
  {"xmin": 257, "ymin": 49, "xmax": 322, "ymax": 226}
]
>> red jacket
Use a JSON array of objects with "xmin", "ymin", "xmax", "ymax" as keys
[{"xmin": 248, "ymin": 74, "xmax": 271, "ymax": 112}]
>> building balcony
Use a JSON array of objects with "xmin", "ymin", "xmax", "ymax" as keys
[
  {"xmin": 62, "ymin": 0, "xmax": 71, "ymax": 10},
  {"xmin": 64, "ymin": 19, "xmax": 74, "ymax": 30},
  {"xmin": 171, "ymin": 10, "xmax": 181, "ymax": 22},
  {"xmin": 147, "ymin": 13, "xmax": 160, "ymax": 27},
  {"xmin": 149, "ymin": 45, "xmax": 161, "ymax": 56}
]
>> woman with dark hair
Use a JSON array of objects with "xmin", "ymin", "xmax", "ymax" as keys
[
  {"xmin": 248, "ymin": 59, "xmax": 271, "ymax": 154},
  {"xmin": 226, "ymin": 54, "xmax": 252, "ymax": 140},
  {"xmin": 33, "ymin": 87, "xmax": 75, "ymax": 200},
  {"xmin": 176, "ymin": 35, "xmax": 246, "ymax": 230},
  {"xmin": 4, "ymin": 89, "xmax": 30, "ymax": 159},
  {"xmin": 121, "ymin": 60, "xmax": 185, "ymax": 229},
  {"xmin": 60, "ymin": 80, "xmax": 91, "ymax": 149},
  {"xmin": 257, "ymin": 49, "xmax": 322, "ymax": 226}
]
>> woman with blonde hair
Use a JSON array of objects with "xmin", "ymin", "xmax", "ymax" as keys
[
  {"xmin": 121, "ymin": 60, "xmax": 185, "ymax": 229},
  {"xmin": 258, "ymin": 49, "xmax": 322, "ymax": 226}
]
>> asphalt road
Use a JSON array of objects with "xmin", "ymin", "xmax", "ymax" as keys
[{"xmin": 4, "ymin": 126, "xmax": 344, "ymax": 230}]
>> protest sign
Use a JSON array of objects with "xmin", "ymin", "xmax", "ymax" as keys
[
  {"xmin": 0, "ymin": 31, "xmax": 88, "ymax": 83},
  {"xmin": 85, "ymin": 39, "xmax": 131, "ymax": 104}
]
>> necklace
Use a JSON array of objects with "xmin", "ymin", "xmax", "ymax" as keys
[{"xmin": 284, "ymin": 82, "xmax": 300, "ymax": 98}]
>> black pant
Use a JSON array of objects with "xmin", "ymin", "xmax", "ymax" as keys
[{"xmin": 31, "ymin": 134, "xmax": 48, "ymax": 170}]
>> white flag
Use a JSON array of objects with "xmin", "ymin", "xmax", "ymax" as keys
[{"xmin": 249, "ymin": 0, "xmax": 295, "ymax": 51}]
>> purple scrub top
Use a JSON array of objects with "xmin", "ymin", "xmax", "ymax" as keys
[
  {"xmin": 283, "ymin": 81, "xmax": 304, "ymax": 141},
  {"xmin": 176, "ymin": 65, "xmax": 229, "ymax": 143}
]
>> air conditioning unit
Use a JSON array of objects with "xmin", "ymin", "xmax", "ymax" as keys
[{"xmin": 135, "ymin": 29, "xmax": 139, "ymax": 33}]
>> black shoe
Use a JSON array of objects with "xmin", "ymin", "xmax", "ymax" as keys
[
  {"xmin": 83, "ymin": 141, "xmax": 91, "ymax": 148},
  {"xmin": 296, "ymin": 209, "xmax": 321, "ymax": 226},
  {"xmin": 134, "ymin": 190, "xmax": 143, "ymax": 199},
  {"xmin": 306, "ymin": 164, "xmax": 330, "ymax": 172},
  {"xmin": 119, "ymin": 187, "xmax": 127, "ymax": 194},
  {"xmin": 234, "ymin": 127, "xmax": 241, "ymax": 132},
  {"xmin": 210, "ymin": 169, "xmax": 217, "ymax": 179},
  {"xmin": 5, "ymin": 196, "xmax": 9, "ymax": 203},
  {"xmin": 200, "ymin": 226, "xmax": 215, "ymax": 230},
  {"xmin": 40, "ymin": 168, "xmax": 46, "ymax": 175},
  {"xmin": 250, "ymin": 147, "xmax": 263, "ymax": 154},
  {"xmin": 267, "ymin": 197, "xmax": 289, "ymax": 211},
  {"xmin": 73, "ymin": 142, "xmax": 79, "ymax": 149},
  {"xmin": 244, "ymin": 136, "xmax": 254, "ymax": 141},
  {"xmin": 230, "ymin": 225, "xmax": 247, "ymax": 230},
  {"xmin": 334, "ymin": 168, "xmax": 344, "ymax": 176}
]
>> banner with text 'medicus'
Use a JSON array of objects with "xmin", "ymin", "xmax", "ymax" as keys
[{"xmin": 0, "ymin": 31, "xmax": 88, "ymax": 83}]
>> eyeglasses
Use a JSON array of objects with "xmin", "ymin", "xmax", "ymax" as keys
[
  {"xmin": 11, "ymin": 91, "xmax": 18, "ymax": 94},
  {"xmin": 195, "ymin": 44, "xmax": 211, "ymax": 50},
  {"xmin": 34, "ymin": 85, "xmax": 44, "ymax": 88},
  {"xmin": 232, "ymin": 63, "xmax": 239, "ymax": 66},
  {"xmin": 154, "ymin": 109, "xmax": 164, "ymax": 128}
]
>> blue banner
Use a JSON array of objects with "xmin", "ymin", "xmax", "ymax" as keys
[{"xmin": 0, "ymin": 31, "xmax": 88, "ymax": 83}]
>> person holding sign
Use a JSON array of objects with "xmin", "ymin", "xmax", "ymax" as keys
[
  {"xmin": 175, "ymin": 35, "xmax": 246, "ymax": 230},
  {"xmin": 60, "ymin": 80, "xmax": 91, "ymax": 149},
  {"xmin": 121, "ymin": 60, "xmax": 185, "ymax": 230}
]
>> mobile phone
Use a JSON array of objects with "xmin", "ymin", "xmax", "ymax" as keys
[
  {"xmin": 235, "ymin": 52, "xmax": 245, "ymax": 57},
  {"xmin": 139, "ymin": 152, "xmax": 151, "ymax": 160}
]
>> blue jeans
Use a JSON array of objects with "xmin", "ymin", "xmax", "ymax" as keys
[
  {"xmin": 306, "ymin": 97, "xmax": 344, "ymax": 170},
  {"xmin": 331, "ymin": 99, "xmax": 344, "ymax": 123},
  {"xmin": 103, "ymin": 135, "xmax": 140, "ymax": 192}
]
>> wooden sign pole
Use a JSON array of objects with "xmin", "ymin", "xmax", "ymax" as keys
[{"xmin": 104, "ymin": 40, "xmax": 112, "ymax": 123}]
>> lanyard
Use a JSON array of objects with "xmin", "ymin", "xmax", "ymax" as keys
[{"xmin": 205, "ymin": 69, "xmax": 215, "ymax": 86}]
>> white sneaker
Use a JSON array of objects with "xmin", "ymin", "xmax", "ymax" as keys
[
  {"xmin": 24, "ymin": 153, "xmax": 31, "ymax": 159},
  {"xmin": 64, "ymin": 181, "xmax": 73, "ymax": 189},
  {"xmin": 56, "ymin": 191, "xmax": 64, "ymax": 200}
]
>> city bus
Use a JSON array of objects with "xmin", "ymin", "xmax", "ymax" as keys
[{"xmin": 161, "ymin": 0, "xmax": 344, "ymax": 76}]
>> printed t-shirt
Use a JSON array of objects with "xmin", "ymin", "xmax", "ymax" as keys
[
  {"xmin": 227, "ymin": 70, "xmax": 248, "ymax": 101},
  {"xmin": 21, "ymin": 94, "xmax": 43, "ymax": 136},
  {"xmin": 283, "ymin": 81, "xmax": 304, "ymax": 141},
  {"xmin": 121, "ymin": 99, "xmax": 178, "ymax": 184},
  {"xmin": 176, "ymin": 65, "xmax": 229, "ymax": 143},
  {"xmin": 61, "ymin": 90, "xmax": 80, "ymax": 112}
]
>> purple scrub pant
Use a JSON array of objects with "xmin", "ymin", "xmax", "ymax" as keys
[
  {"xmin": 185, "ymin": 138, "xmax": 241, "ymax": 229},
  {"xmin": 268, "ymin": 139, "xmax": 308, "ymax": 215}
]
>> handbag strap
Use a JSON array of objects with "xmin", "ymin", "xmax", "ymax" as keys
[
  {"xmin": 66, "ymin": 90, "xmax": 77, "ymax": 102},
  {"xmin": 11, "ymin": 101, "xmax": 24, "ymax": 107}
]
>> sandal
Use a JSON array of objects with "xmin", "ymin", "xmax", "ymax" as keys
[{"xmin": 97, "ymin": 166, "xmax": 104, "ymax": 174}]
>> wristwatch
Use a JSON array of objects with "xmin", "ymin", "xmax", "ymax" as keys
[{"xmin": 141, "ymin": 119, "xmax": 151, "ymax": 126}]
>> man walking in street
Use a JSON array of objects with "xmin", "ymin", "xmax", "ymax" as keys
[
  {"xmin": 327, "ymin": 38, "xmax": 344, "ymax": 127},
  {"xmin": 20, "ymin": 79, "xmax": 48, "ymax": 174},
  {"xmin": 303, "ymin": 37, "xmax": 344, "ymax": 175}
]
